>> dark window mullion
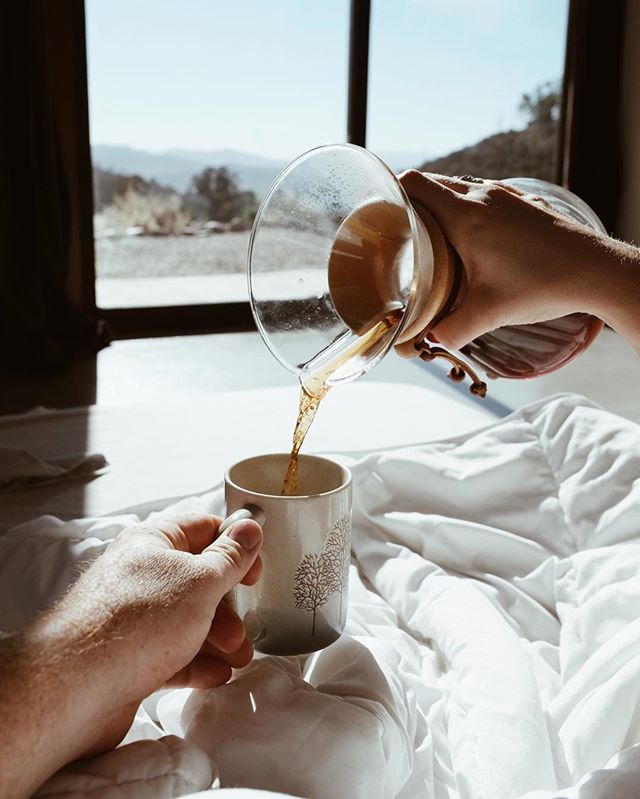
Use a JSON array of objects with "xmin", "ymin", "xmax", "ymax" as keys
[
  {"xmin": 72, "ymin": 0, "xmax": 98, "ymax": 314},
  {"xmin": 347, "ymin": 0, "xmax": 371, "ymax": 147}
]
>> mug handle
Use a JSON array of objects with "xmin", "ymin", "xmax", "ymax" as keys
[{"xmin": 219, "ymin": 503, "xmax": 266, "ymax": 534}]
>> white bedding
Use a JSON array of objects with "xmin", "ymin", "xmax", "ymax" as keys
[
  {"xmin": 0, "ymin": 384, "xmax": 493, "ymax": 529},
  {"xmin": 4, "ymin": 392, "xmax": 640, "ymax": 798}
]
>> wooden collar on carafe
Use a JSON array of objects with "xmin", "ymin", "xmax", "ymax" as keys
[{"xmin": 396, "ymin": 202, "xmax": 488, "ymax": 398}]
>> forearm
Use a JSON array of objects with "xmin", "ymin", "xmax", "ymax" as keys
[
  {"xmin": 0, "ymin": 588, "xmax": 126, "ymax": 798},
  {"xmin": 0, "ymin": 514, "xmax": 262, "ymax": 798}
]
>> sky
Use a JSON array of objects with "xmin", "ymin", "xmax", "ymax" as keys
[{"xmin": 86, "ymin": 0, "xmax": 569, "ymax": 161}]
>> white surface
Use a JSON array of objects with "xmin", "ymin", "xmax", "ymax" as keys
[
  {"xmin": 0, "ymin": 382, "xmax": 493, "ymax": 528},
  {"xmin": 5, "ymin": 393, "xmax": 640, "ymax": 798},
  {"xmin": 34, "ymin": 736, "xmax": 214, "ymax": 799}
]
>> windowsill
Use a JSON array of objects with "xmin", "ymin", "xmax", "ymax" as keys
[
  {"xmin": 96, "ymin": 268, "xmax": 329, "ymax": 309},
  {"xmin": 96, "ymin": 274, "xmax": 249, "ymax": 308}
]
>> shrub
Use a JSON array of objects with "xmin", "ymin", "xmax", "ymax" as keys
[{"xmin": 98, "ymin": 189, "xmax": 192, "ymax": 234}]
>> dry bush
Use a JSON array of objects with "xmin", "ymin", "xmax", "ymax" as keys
[{"xmin": 99, "ymin": 189, "xmax": 192, "ymax": 234}]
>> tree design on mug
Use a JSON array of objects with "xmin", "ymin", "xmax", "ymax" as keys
[
  {"xmin": 322, "ymin": 513, "xmax": 351, "ymax": 618},
  {"xmin": 293, "ymin": 512, "xmax": 351, "ymax": 635},
  {"xmin": 292, "ymin": 553, "xmax": 332, "ymax": 637}
]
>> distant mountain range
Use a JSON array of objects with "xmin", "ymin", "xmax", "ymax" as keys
[{"xmin": 91, "ymin": 144, "xmax": 432, "ymax": 198}]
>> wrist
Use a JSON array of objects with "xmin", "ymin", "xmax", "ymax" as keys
[
  {"xmin": 581, "ymin": 234, "xmax": 640, "ymax": 348},
  {"xmin": 26, "ymin": 610, "xmax": 120, "ymax": 737}
]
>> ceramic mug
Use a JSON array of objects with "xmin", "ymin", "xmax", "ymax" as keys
[{"xmin": 220, "ymin": 453, "xmax": 352, "ymax": 656}]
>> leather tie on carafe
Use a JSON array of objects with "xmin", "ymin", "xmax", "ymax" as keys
[{"xmin": 398, "ymin": 201, "xmax": 488, "ymax": 397}]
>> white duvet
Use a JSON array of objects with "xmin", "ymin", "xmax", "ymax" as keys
[{"xmin": 4, "ymin": 393, "xmax": 640, "ymax": 799}]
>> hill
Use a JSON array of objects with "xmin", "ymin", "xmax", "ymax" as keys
[{"xmin": 418, "ymin": 119, "xmax": 558, "ymax": 182}]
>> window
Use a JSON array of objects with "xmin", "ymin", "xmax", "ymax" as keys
[
  {"xmin": 80, "ymin": 0, "xmax": 592, "ymax": 338},
  {"xmin": 2, "ymin": 0, "xmax": 622, "ymax": 354},
  {"xmin": 85, "ymin": 0, "xmax": 350, "ymax": 310}
]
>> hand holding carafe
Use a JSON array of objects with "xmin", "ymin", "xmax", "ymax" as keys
[
  {"xmin": 249, "ymin": 144, "xmax": 639, "ymax": 396},
  {"xmin": 397, "ymin": 170, "xmax": 640, "ymax": 374}
]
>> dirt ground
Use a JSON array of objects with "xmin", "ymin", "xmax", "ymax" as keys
[
  {"xmin": 95, "ymin": 232, "xmax": 252, "ymax": 278},
  {"xmin": 95, "ymin": 226, "xmax": 330, "ymax": 279}
]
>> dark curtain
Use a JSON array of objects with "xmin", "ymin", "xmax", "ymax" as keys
[
  {"xmin": 559, "ymin": 0, "xmax": 625, "ymax": 233},
  {"xmin": 0, "ymin": 1, "xmax": 108, "ymax": 373}
]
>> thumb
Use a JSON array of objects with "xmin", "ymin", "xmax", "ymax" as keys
[
  {"xmin": 431, "ymin": 295, "xmax": 500, "ymax": 351},
  {"xmin": 200, "ymin": 519, "xmax": 263, "ymax": 604}
]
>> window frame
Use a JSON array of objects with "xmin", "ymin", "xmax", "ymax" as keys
[{"xmin": 66, "ymin": 0, "xmax": 621, "ymax": 339}]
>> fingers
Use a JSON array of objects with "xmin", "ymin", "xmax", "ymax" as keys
[
  {"xmin": 199, "ymin": 519, "xmax": 264, "ymax": 606},
  {"xmin": 164, "ymin": 654, "xmax": 233, "ymax": 690},
  {"xmin": 201, "ymin": 637, "xmax": 254, "ymax": 669},
  {"xmin": 429, "ymin": 174, "xmax": 527, "ymax": 200},
  {"xmin": 399, "ymin": 170, "xmax": 525, "ymax": 216},
  {"xmin": 167, "ymin": 606, "xmax": 255, "ymax": 689},
  {"xmin": 166, "ymin": 633, "xmax": 254, "ymax": 690},
  {"xmin": 427, "ymin": 173, "xmax": 486, "ymax": 194},
  {"xmin": 206, "ymin": 598, "xmax": 246, "ymax": 653},
  {"xmin": 431, "ymin": 291, "xmax": 499, "ymax": 351},
  {"xmin": 240, "ymin": 553, "xmax": 263, "ymax": 586}
]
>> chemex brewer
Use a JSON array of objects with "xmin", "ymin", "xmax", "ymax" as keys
[{"xmin": 248, "ymin": 143, "xmax": 607, "ymax": 416}]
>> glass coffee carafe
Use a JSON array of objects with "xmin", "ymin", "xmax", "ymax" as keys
[{"xmin": 247, "ymin": 144, "xmax": 606, "ymax": 398}]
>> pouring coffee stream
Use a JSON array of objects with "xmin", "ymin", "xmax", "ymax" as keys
[{"xmin": 282, "ymin": 312, "xmax": 402, "ymax": 495}]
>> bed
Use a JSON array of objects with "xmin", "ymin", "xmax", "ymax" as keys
[{"xmin": 2, "ymin": 384, "xmax": 639, "ymax": 799}]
